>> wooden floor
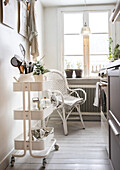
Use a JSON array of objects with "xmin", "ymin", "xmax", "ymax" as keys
[{"xmin": 6, "ymin": 121, "xmax": 112, "ymax": 170}]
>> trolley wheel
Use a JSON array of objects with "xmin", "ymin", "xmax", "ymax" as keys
[
  {"xmin": 42, "ymin": 158, "xmax": 47, "ymax": 168},
  {"xmin": 54, "ymin": 143, "xmax": 59, "ymax": 151},
  {"xmin": 11, "ymin": 156, "xmax": 15, "ymax": 167}
]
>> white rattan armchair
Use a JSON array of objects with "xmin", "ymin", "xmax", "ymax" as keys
[{"xmin": 45, "ymin": 70, "xmax": 86, "ymax": 135}]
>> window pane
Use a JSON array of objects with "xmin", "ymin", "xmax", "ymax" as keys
[
  {"xmin": 90, "ymin": 55, "xmax": 109, "ymax": 76},
  {"xmin": 64, "ymin": 35, "xmax": 83, "ymax": 55},
  {"xmin": 64, "ymin": 13, "xmax": 83, "ymax": 34},
  {"xmin": 64, "ymin": 56, "xmax": 84, "ymax": 70},
  {"xmin": 89, "ymin": 34, "xmax": 109, "ymax": 55},
  {"xmin": 89, "ymin": 12, "xmax": 108, "ymax": 33}
]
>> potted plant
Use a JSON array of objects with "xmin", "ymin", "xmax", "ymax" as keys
[
  {"xmin": 33, "ymin": 61, "xmax": 49, "ymax": 81},
  {"xmin": 108, "ymin": 37, "xmax": 120, "ymax": 62},
  {"xmin": 64, "ymin": 60, "xmax": 73, "ymax": 78},
  {"xmin": 75, "ymin": 61, "xmax": 82, "ymax": 78}
]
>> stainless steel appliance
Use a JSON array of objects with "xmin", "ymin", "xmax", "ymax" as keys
[
  {"xmin": 108, "ymin": 68, "xmax": 120, "ymax": 170},
  {"xmin": 99, "ymin": 68, "xmax": 109, "ymax": 153}
]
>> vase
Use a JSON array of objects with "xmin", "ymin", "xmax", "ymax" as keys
[
  {"xmin": 17, "ymin": 73, "xmax": 34, "ymax": 82},
  {"xmin": 65, "ymin": 69, "xmax": 73, "ymax": 78},
  {"xmin": 75, "ymin": 69, "xmax": 82, "ymax": 78},
  {"xmin": 33, "ymin": 74, "xmax": 47, "ymax": 82}
]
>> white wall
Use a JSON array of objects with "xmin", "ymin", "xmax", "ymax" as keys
[
  {"xmin": 44, "ymin": 8, "xmax": 58, "ymax": 69},
  {"xmin": 44, "ymin": 6, "xmax": 120, "ymax": 71},
  {"xmin": 115, "ymin": 22, "xmax": 120, "ymax": 45},
  {"xmin": 0, "ymin": 1, "xmax": 44, "ymax": 169}
]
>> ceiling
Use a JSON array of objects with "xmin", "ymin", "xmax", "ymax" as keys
[{"xmin": 41, "ymin": 0, "xmax": 117, "ymax": 7}]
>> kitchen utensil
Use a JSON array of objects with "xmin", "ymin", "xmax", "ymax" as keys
[
  {"xmin": 10, "ymin": 55, "xmax": 23, "ymax": 73},
  {"xmin": 29, "ymin": 62, "xmax": 34, "ymax": 73},
  {"xmin": 19, "ymin": 43, "xmax": 26, "ymax": 59},
  {"xmin": 19, "ymin": 44, "xmax": 27, "ymax": 74}
]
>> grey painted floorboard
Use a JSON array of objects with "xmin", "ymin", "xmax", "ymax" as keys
[{"xmin": 6, "ymin": 121, "xmax": 112, "ymax": 170}]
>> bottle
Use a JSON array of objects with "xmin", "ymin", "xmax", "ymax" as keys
[{"xmin": 40, "ymin": 97, "xmax": 51, "ymax": 109}]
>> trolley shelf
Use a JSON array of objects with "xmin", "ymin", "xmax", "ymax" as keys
[
  {"xmin": 12, "ymin": 138, "xmax": 56, "ymax": 158},
  {"xmin": 11, "ymin": 81, "xmax": 59, "ymax": 168},
  {"xmin": 13, "ymin": 81, "xmax": 52, "ymax": 92},
  {"xmin": 14, "ymin": 105, "xmax": 55, "ymax": 120},
  {"xmin": 14, "ymin": 128, "xmax": 54, "ymax": 151}
]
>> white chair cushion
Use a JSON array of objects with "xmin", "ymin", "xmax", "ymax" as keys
[
  {"xmin": 57, "ymin": 94, "xmax": 83, "ymax": 107},
  {"xmin": 64, "ymin": 94, "xmax": 83, "ymax": 106}
]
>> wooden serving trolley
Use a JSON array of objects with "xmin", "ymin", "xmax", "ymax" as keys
[{"xmin": 11, "ymin": 81, "xmax": 59, "ymax": 168}]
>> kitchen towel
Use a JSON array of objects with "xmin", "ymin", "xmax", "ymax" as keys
[
  {"xmin": 93, "ymin": 82, "xmax": 101, "ymax": 107},
  {"xmin": 28, "ymin": 0, "xmax": 39, "ymax": 61}
]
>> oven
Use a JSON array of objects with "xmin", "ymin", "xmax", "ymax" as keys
[
  {"xmin": 100, "ymin": 81, "xmax": 108, "ymax": 119},
  {"xmin": 99, "ymin": 69, "xmax": 109, "ymax": 153},
  {"xmin": 99, "ymin": 69, "xmax": 108, "ymax": 119}
]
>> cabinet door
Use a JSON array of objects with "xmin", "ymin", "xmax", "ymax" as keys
[
  {"xmin": 109, "ymin": 126, "xmax": 120, "ymax": 170},
  {"xmin": 109, "ymin": 76, "xmax": 120, "ymax": 123}
]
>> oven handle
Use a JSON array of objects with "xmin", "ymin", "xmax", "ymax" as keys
[
  {"xmin": 109, "ymin": 120, "xmax": 120, "ymax": 136},
  {"xmin": 109, "ymin": 110, "xmax": 120, "ymax": 127}
]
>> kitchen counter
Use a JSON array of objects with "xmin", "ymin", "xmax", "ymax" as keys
[{"xmin": 105, "ymin": 59, "xmax": 120, "ymax": 69}]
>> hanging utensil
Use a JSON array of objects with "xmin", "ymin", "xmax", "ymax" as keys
[
  {"xmin": 10, "ymin": 55, "xmax": 23, "ymax": 73},
  {"xmin": 19, "ymin": 43, "xmax": 26, "ymax": 60},
  {"xmin": 19, "ymin": 43, "xmax": 27, "ymax": 73}
]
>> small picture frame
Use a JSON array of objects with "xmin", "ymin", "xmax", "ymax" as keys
[
  {"xmin": 19, "ymin": 1, "xmax": 28, "ymax": 38},
  {"xmin": 2, "ymin": 0, "xmax": 16, "ymax": 29}
]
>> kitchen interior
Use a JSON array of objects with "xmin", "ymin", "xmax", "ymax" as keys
[{"xmin": 0, "ymin": 0, "xmax": 120, "ymax": 170}]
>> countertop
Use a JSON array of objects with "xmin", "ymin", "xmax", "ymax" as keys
[{"xmin": 105, "ymin": 59, "xmax": 120, "ymax": 69}]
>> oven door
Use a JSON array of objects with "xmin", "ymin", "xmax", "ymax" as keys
[
  {"xmin": 100, "ymin": 82, "xmax": 108, "ymax": 119},
  {"xmin": 100, "ymin": 81, "xmax": 109, "ymax": 153}
]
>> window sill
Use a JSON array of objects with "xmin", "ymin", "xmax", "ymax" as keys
[
  {"xmin": 67, "ymin": 77, "xmax": 100, "ymax": 85},
  {"xmin": 67, "ymin": 77, "xmax": 100, "ymax": 80}
]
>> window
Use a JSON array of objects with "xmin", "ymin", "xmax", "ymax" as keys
[
  {"xmin": 89, "ymin": 12, "xmax": 109, "ymax": 76},
  {"xmin": 64, "ymin": 13, "xmax": 84, "ymax": 71},
  {"xmin": 63, "ymin": 11, "xmax": 109, "ymax": 77}
]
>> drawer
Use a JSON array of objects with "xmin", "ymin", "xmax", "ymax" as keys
[
  {"xmin": 109, "ymin": 76, "xmax": 120, "ymax": 123},
  {"xmin": 109, "ymin": 124, "xmax": 120, "ymax": 170}
]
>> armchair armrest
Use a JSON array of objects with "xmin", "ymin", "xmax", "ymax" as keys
[
  {"xmin": 47, "ymin": 89, "xmax": 64, "ymax": 108},
  {"xmin": 69, "ymin": 88, "xmax": 87, "ymax": 104}
]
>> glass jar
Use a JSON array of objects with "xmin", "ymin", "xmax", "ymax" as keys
[{"xmin": 40, "ymin": 97, "xmax": 51, "ymax": 109}]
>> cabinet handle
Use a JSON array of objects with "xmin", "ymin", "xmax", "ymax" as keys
[
  {"xmin": 109, "ymin": 120, "xmax": 120, "ymax": 136},
  {"xmin": 109, "ymin": 110, "xmax": 120, "ymax": 127}
]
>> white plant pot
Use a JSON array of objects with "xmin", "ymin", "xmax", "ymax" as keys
[
  {"xmin": 17, "ymin": 73, "xmax": 34, "ymax": 82},
  {"xmin": 33, "ymin": 75, "xmax": 46, "ymax": 82}
]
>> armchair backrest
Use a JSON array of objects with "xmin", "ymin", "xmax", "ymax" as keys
[{"xmin": 45, "ymin": 70, "xmax": 69, "ymax": 95}]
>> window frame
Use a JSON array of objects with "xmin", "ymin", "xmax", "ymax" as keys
[{"xmin": 57, "ymin": 5, "xmax": 116, "ymax": 76}]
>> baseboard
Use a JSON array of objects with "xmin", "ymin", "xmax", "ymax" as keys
[{"xmin": 0, "ymin": 149, "xmax": 13, "ymax": 170}]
